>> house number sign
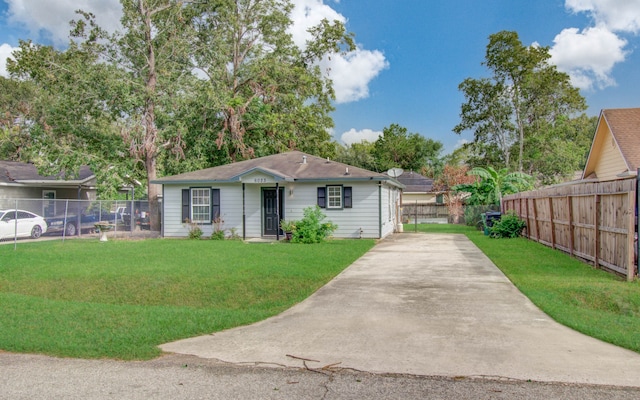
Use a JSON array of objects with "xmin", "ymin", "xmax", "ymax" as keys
[{"xmin": 254, "ymin": 178, "xmax": 267, "ymax": 183}]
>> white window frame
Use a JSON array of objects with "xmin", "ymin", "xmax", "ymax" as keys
[
  {"xmin": 327, "ymin": 185, "xmax": 343, "ymax": 209},
  {"xmin": 190, "ymin": 188, "xmax": 211, "ymax": 223}
]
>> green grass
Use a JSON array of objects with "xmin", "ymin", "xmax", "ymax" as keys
[
  {"xmin": 0, "ymin": 239, "xmax": 375, "ymax": 360},
  {"xmin": 408, "ymin": 223, "xmax": 640, "ymax": 353},
  {"xmin": 3, "ymin": 226, "xmax": 640, "ymax": 359}
]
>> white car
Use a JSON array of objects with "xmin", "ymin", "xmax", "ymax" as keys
[{"xmin": 0, "ymin": 209, "xmax": 48, "ymax": 240}]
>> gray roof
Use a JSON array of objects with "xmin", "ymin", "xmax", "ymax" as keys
[
  {"xmin": 0, "ymin": 161, "xmax": 94, "ymax": 185},
  {"xmin": 153, "ymin": 151, "xmax": 403, "ymax": 187},
  {"xmin": 394, "ymin": 170, "xmax": 434, "ymax": 193}
]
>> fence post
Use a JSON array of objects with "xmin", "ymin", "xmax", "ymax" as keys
[
  {"xmin": 549, "ymin": 197, "xmax": 556, "ymax": 250},
  {"xmin": 525, "ymin": 198, "xmax": 530, "ymax": 239},
  {"xmin": 13, "ymin": 199, "xmax": 18, "ymax": 250},
  {"xmin": 594, "ymin": 194, "xmax": 601, "ymax": 269},
  {"xmin": 532, "ymin": 198, "xmax": 540, "ymax": 242},
  {"xmin": 567, "ymin": 196, "xmax": 574, "ymax": 257},
  {"xmin": 62, "ymin": 200, "xmax": 69, "ymax": 243},
  {"xmin": 627, "ymin": 190, "xmax": 635, "ymax": 281}
]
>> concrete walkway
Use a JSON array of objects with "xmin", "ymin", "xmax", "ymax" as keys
[{"xmin": 162, "ymin": 233, "xmax": 640, "ymax": 387}]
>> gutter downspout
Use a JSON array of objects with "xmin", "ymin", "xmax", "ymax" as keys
[
  {"xmin": 242, "ymin": 183, "xmax": 246, "ymax": 240},
  {"xmin": 161, "ymin": 185, "xmax": 165, "ymax": 238},
  {"xmin": 378, "ymin": 181, "xmax": 382, "ymax": 239},
  {"xmin": 276, "ymin": 183, "xmax": 280, "ymax": 241}
]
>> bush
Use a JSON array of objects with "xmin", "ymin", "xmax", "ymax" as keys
[
  {"xmin": 489, "ymin": 212, "xmax": 526, "ymax": 238},
  {"xmin": 184, "ymin": 219, "xmax": 203, "ymax": 240},
  {"xmin": 210, "ymin": 230, "xmax": 225, "ymax": 240},
  {"xmin": 290, "ymin": 206, "xmax": 337, "ymax": 244}
]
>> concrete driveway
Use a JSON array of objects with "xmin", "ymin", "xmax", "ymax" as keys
[{"xmin": 162, "ymin": 233, "xmax": 640, "ymax": 387}]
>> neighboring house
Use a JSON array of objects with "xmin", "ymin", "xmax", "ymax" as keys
[
  {"xmin": 0, "ymin": 161, "xmax": 97, "ymax": 216},
  {"xmin": 152, "ymin": 151, "xmax": 404, "ymax": 239},
  {"xmin": 582, "ymin": 107, "xmax": 640, "ymax": 181},
  {"xmin": 394, "ymin": 170, "xmax": 442, "ymax": 205}
]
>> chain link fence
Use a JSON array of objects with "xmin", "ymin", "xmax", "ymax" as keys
[
  {"xmin": 401, "ymin": 203, "xmax": 500, "ymax": 226},
  {"xmin": 0, "ymin": 199, "xmax": 160, "ymax": 245}
]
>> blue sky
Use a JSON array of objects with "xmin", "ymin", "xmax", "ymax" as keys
[{"xmin": 2, "ymin": 0, "xmax": 639, "ymax": 155}]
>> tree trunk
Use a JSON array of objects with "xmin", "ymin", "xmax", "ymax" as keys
[{"xmin": 142, "ymin": 0, "xmax": 160, "ymax": 231}]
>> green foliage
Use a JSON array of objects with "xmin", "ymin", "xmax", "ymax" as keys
[
  {"xmin": 5, "ymin": 0, "xmax": 354, "ymax": 204},
  {"xmin": 454, "ymin": 166, "xmax": 532, "ymax": 205},
  {"xmin": 373, "ymin": 124, "xmax": 443, "ymax": 172},
  {"xmin": 523, "ymin": 114, "xmax": 597, "ymax": 185},
  {"xmin": 454, "ymin": 30, "xmax": 586, "ymax": 173},
  {"xmin": 489, "ymin": 212, "xmax": 527, "ymax": 238},
  {"xmin": 289, "ymin": 206, "xmax": 337, "ymax": 244},
  {"xmin": 334, "ymin": 140, "xmax": 378, "ymax": 171},
  {"xmin": 0, "ymin": 239, "xmax": 375, "ymax": 359},
  {"xmin": 279, "ymin": 219, "xmax": 297, "ymax": 233},
  {"xmin": 184, "ymin": 220, "xmax": 203, "ymax": 240},
  {"xmin": 464, "ymin": 205, "xmax": 498, "ymax": 228},
  {"xmin": 186, "ymin": 0, "xmax": 353, "ymax": 162},
  {"xmin": 210, "ymin": 230, "xmax": 225, "ymax": 240}
]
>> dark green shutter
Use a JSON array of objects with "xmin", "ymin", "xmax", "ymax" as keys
[
  {"xmin": 317, "ymin": 187, "xmax": 326, "ymax": 208},
  {"xmin": 182, "ymin": 189, "xmax": 190, "ymax": 222},
  {"xmin": 211, "ymin": 189, "xmax": 221, "ymax": 220},
  {"xmin": 344, "ymin": 187, "xmax": 352, "ymax": 208}
]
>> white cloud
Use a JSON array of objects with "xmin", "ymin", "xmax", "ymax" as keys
[
  {"xmin": 288, "ymin": 0, "xmax": 346, "ymax": 49},
  {"xmin": 3, "ymin": 0, "xmax": 386, "ymax": 104},
  {"xmin": 565, "ymin": 0, "xmax": 640, "ymax": 33},
  {"xmin": 319, "ymin": 49, "xmax": 388, "ymax": 103},
  {"xmin": 0, "ymin": 43, "xmax": 18, "ymax": 77},
  {"xmin": 289, "ymin": 0, "xmax": 388, "ymax": 103},
  {"xmin": 340, "ymin": 128, "xmax": 382, "ymax": 145},
  {"xmin": 5, "ymin": 0, "xmax": 122, "ymax": 46},
  {"xmin": 550, "ymin": 26, "xmax": 627, "ymax": 90},
  {"xmin": 550, "ymin": 0, "xmax": 640, "ymax": 90}
]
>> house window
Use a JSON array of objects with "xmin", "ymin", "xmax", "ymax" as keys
[
  {"xmin": 191, "ymin": 188, "xmax": 211, "ymax": 223},
  {"xmin": 436, "ymin": 194, "xmax": 444, "ymax": 204},
  {"xmin": 182, "ymin": 188, "xmax": 221, "ymax": 224},
  {"xmin": 318, "ymin": 186, "xmax": 352, "ymax": 209},
  {"xmin": 327, "ymin": 186, "xmax": 343, "ymax": 209}
]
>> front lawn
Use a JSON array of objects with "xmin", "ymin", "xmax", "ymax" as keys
[
  {"xmin": 409, "ymin": 223, "xmax": 640, "ymax": 353},
  {"xmin": 0, "ymin": 239, "xmax": 375, "ymax": 360}
]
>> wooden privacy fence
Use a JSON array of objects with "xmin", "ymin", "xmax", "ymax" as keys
[
  {"xmin": 502, "ymin": 178, "xmax": 637, "ymax": 281},
  {"xmin": 401, "ymin": 203, "xmax": 449, "ymax": 223}
]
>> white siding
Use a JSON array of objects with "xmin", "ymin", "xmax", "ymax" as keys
[{"xmin": 162, "ymin": 180, "xmax": 400, "ymax": 239}]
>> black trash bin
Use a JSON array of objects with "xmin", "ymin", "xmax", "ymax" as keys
[{"xmin": 482, "ymin": 211, "xmax": 502, "ymax": 235}]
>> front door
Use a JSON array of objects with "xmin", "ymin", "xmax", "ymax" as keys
[{"xmin": 263, "ymin": 188, "xmax": 284, "ymax": 236}]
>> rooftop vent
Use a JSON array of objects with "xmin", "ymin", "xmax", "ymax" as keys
[{"xmin": 302, "ymin": 155, "xmax": 307, "ymax": 164}]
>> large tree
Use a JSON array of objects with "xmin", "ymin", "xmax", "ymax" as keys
[
  {"xmin": 0, "ymin": 77, "xmax": 37, "ymax": 160},
  {"xmin": 186, "ymin": 0, "xmax": 354, "ymax": 163},
  {"xmin": 334, "ymin": 141, "xmax": 378, "ymax": 172},
  {"xmin": 8, "ymin": 2, "xmax": 193, "ymax": 230},
  {"xmin": 373, "ymin": 124, "xmax": 443, "ymax": 173},
  {"xmin": 7, "ymin": 35, "xmax": 133, "ymax": 196},
  {"xmin": 454, "ymin": 31, "xmax": 586, "ymax": 173},
  {"xmin": 7, "ymin": 0, "xmax": 354, "ymax": 230}
]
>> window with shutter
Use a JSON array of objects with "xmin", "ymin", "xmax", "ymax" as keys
[
  {"xmin": 183, "ymin": 188, "xmax": 221, "ymax": 224},
  {"xmin": 317, "ymin": 187, "xmax": 326, "ymax": 208},
  {"xmin": 182, "ymin": 189, "xmax": 190, "ymax": 222},
  {"xmin": 344, "ymin": 187, "xmax": 352, "ymax": 208}
]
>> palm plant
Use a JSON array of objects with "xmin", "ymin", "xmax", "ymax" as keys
[{"xmin": 454, "ymin": 166, "xmax": 532, "ymax": 205}]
